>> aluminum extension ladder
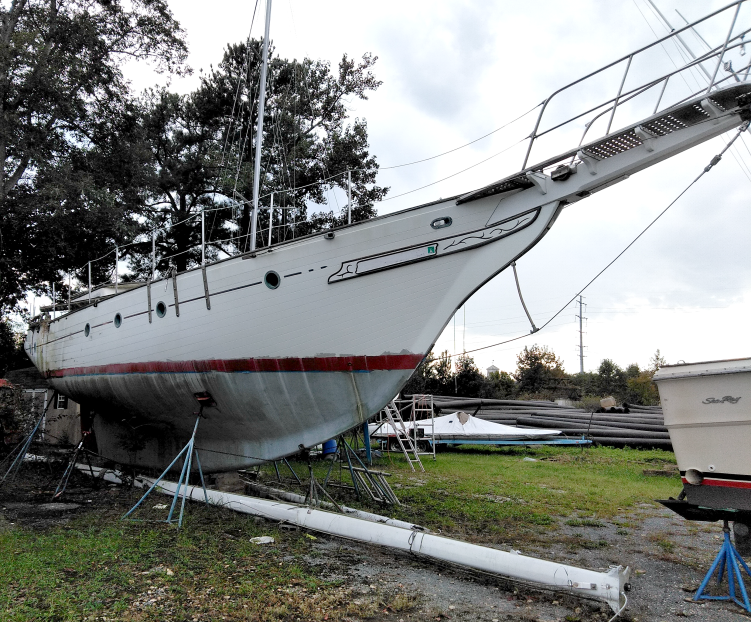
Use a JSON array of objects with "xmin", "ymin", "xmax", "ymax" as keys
[
  {"xmin": 383, "ymin": 400, "xmax": 424, "ymax": 472},
  {"xmin": 412, "ymin": 394, "xmax": 436, "ymax": 460}
]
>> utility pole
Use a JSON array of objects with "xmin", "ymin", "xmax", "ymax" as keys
[{"xmin": 576, "ymin": 295, "xmax": 587, "ymax": 373}]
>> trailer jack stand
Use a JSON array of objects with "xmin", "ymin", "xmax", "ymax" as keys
[
  {"xmin": 122, "ymin": 415, "xmax": 209, "ymax": 528},
  {"xmin": 694, "ymin": 520, "xmax": 751, "ymax": 612}
]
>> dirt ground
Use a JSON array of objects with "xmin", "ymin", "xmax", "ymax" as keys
[
  {"xmin": 301, "ymin": 505, "xmax": 751, "ymax": 622},
  {"xmin": 2, "ymin": 466, "xmax": 751, "ymax": 622}
]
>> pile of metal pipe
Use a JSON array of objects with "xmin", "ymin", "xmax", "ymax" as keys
[{"xmin": 428, "ymin": 395, "xmax": 669, "ymax": 450}]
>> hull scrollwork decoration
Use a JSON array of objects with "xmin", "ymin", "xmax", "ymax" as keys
[
  {"xmin": 329, "ymin": 208, "xmax": 540, "ymax": 283},
  {"xmin": 702, "ymin": 396, "xmax": 742, "ymax": 404}
]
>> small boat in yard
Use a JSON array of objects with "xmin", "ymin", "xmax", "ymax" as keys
[
  {"xmin": 370, "ymin": 411, "xmax": 564, "ymax": 449},
  {"xmin": 24, "ymin": 1, "xmax": 751, "ymax": 473},
  {"xmin": 654, "ymin": 357, "xmax": 751, "ymax": 521}
]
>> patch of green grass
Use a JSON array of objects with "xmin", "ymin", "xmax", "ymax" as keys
[
  {"xmin": 580, "ymin": 539, "xmax": 609, "ymax": 550},
  {"xmin": 565, "ymin": 518, "xmax": 606, "ymax": 528},
  {"xmin": 648, "ymin": 532, "xmax": 676, "ymax": 554},
  {"xmin": 0, "ymin": 501, "xmax": 405, "ymax": 622},
  {"xmin": 292, "ymin": 445, "xmax": 678, "ymax": 540}
]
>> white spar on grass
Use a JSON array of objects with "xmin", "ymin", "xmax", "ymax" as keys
[
  {"xmin": 75, "ymin": 465, "xmax": 427, "ymax": 532},
  {"xmin": 140, "ymin": 475, "xmax": 629, "ymax": 612},
  {"xmin": 77, "ymin": 464, "xmax": 629, "ymax": 611}
]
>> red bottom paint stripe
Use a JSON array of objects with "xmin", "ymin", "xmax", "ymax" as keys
[
  {"xmin": 47, "ymin": 354, "xmax": 425, "ymax": 378},
  {"xmin": 682, "ymin": 477, "xmax": 751, "ymax": 490}
]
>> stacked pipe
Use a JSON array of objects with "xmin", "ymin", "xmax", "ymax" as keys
[{"xmin": 427, "ymin": 396, "xmax": 669, "ymax": 450}]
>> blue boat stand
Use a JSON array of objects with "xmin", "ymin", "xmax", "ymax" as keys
[
  {"xmin": 694, "ymin": 520, "xmax": 751, "ymax": 612},
  {"xmin": 122, "ymin": 415, "xmax": 209, "ymax": 528}
]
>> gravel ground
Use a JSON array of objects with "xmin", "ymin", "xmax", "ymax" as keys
[{"xmin": 303, "ymin": 502, "xmax": 751, "ymax": 622}]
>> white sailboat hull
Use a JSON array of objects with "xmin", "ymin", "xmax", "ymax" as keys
[
  {"xmin": 25, "ymin": 84, "xmax": 751, "ymax": 471},
  {"xmin": 30, "ymin": 195, "xmax": 562, "ymax": 471}
]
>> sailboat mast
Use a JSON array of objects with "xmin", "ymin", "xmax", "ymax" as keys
[{"xmin": 250, "ymin": 0, "xmax": 272, "ymax": 252}]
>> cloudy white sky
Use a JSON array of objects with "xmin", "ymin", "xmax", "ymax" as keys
[{"xmin": 124, "ymin": 0, "xmax": 751, "ymax": 375}]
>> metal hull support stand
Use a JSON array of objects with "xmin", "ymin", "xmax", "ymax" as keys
[
  {"xmin": 0, "ymin": 392, "xmax": 55, "ymax": 487},
  {"xmin": 53, "ymin": 431, "xmax": 96, "ymax": 499},
  {"xmin": 122, "ymin": 415, "xmax": 209, "ymax": 528},
  {"xmin": 694, "ymin": 520, "xmax": 751, "ymax": 612}
]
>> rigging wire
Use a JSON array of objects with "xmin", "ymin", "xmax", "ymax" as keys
[
  {"xmin": 378, "ymin": 137, "xmax": 527, "ymax": 203},
  {"xmin": 634, "ymin": 0, "xmax": 751, "ymax": 182},
  {"xmin": 449, "ymin": 120, "xmax": 749, "ymax": 359},
  {"xmin": 378, "ymin": 104, "xmax": 541, "ymax": 170}
]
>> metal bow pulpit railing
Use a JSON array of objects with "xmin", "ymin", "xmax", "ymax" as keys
[{"xmin": 520, "ymin": 0, "xmax": 751, "ymax": 172}]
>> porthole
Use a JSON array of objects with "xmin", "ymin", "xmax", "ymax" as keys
[
  {"xmin": 156, "ymin": 301, "xmax": 167, "ymax": 318},
  {"xmin": 114, "ymin": 313, "xmax": 122, "ymax": 328},
  {"xmin": 430, "ymin": 216, "xmax": 453, "ymax": 230},
  {"xmin": 264, "ymin": 271, "xmax": 280, "ymax": 290},
  {"xmin": 84, "ymin": 323, "xmax": 90, "ymax": 337}
]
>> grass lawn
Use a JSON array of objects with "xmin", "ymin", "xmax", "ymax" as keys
[
  {"xmin": 376, "ymin": 445, "xmax": 680, "ymax": 541},
  {"xmin": 0, "ymin": 445, "xmax": 681, "ymax": 621}
]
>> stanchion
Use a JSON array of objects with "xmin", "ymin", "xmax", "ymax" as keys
[{"xmin": 694, "ymin": 520, "xmax": 751, "ymax": 612}]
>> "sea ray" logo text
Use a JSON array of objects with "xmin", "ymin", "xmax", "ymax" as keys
[{"xmin": 702, "ymin": 396, "xmax": 742, "ymax": 404}]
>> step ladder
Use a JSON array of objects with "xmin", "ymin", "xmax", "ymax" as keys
[
  {"xmin": 383, "ymin": 400, "xmax": 424, "ymax": 472},
  {"xmin": 412, "ymin": 394, "xmax": 436, "ymax": 460}
]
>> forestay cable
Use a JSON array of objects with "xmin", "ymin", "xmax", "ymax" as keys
[{"xmin": 452, "ymin": 120, "xmax": 749, "ymax": 358}]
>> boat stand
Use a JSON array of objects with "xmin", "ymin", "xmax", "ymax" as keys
[
  {"xmin": 338, "ymin": 435, "xmax": 400, "ymax": 505},
  {"xmin": 303, "ymin": 459, "xmax": 343, "ymax": 512},
  {"xmin": 272, "ymin": 458, "xmax": 302, "ymax": 485},
  {"xmin": 52, "ymin": 431, "xmax": 96, "ymax": 499},
  {"xmin": 0, "ymin": 393, "xmax": 55, "ymax": 487},
  {"xmin": 122, "ymin": 415, "xmax": 209, "ymax": 528},
  {"xmin": 694, "ymin": 520, "xmax": 751, "ymax": 612}
]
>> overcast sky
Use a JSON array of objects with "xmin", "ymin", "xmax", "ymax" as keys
[{"xmin": 122, "ymin": 0, "xmax": 751, "ymax": 375}]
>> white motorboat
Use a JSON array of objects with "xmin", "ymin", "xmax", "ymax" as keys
[
  {"xmin": 25, "ymin": 4, "xmax": 751, "ymax": 472},
  {"xmin": 654, "ymin": 357, "xmax": 751, "ymax": 514}
]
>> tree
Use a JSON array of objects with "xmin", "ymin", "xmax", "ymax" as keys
[
  {"xmin": 650, "ymin": 349, "xmax": 667, "ymax": 373},
  {"xmin": 402, "ymin": 350, "xmax": 456, "ymax": 396},
  {"xmin": 596, "ymin": 359, "xmax": 627, "ymax": 399},
  {"xmin": 401, "ymin": 351, "xmax": 436, "ymax": 396},
  {"xmin": 626, "ymin": 371, "xmax": 660, "ymax": 405},
  {"xmin": 127, "ymin": 88, "xmax": 226, "ymax": 275},
  {"xmin": 0, "ymin": 317, "xmax": 27, "ymax": 375},
  {"xmin": 0, "ymin": 0, "xmax": 188, "ymax": 311},
  {"xmin": 482, "ymin": 369, "xmax": 516, "ymax": 399},
  {"xmin": 432, "ymin": 351, "xmax": 454, "ymax": 394},
  {"xmin": 514, "ymin": 345, "xmax": 565, "ymax": 396},
  {"xmin": 570, "ymin": 371, "xmax": 598, "ymax": 400},
  {"xmin": 127, "ymin": 40, "xmax": 388, "ymax": 277},
  {"xmin": 454, "ymin": 354, "xmax": 484, "ymax": 398}
]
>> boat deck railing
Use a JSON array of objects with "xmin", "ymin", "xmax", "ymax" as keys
[
  {"xmin": 521, "ymin": 0, "xmax": 749, "ymax": 172},
  {"xmin": 32, "ymin": 1, "xmax": 751, "ymax": 323}
]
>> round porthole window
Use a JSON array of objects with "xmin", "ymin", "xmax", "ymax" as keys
[
  {"xmin": 264, "ymin": 271, "xmax": 280, "ymax": 290},
  {"xmin": 114, "ymin": 313, "xmax": 122, "ymax": 328},
  {"xmin": 156, "ymin": 301, "xmax": 167, "ymax": 318},
  {"xmin": 84, "ymin": 323, "xmax": 91, "ymax": 337}
]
